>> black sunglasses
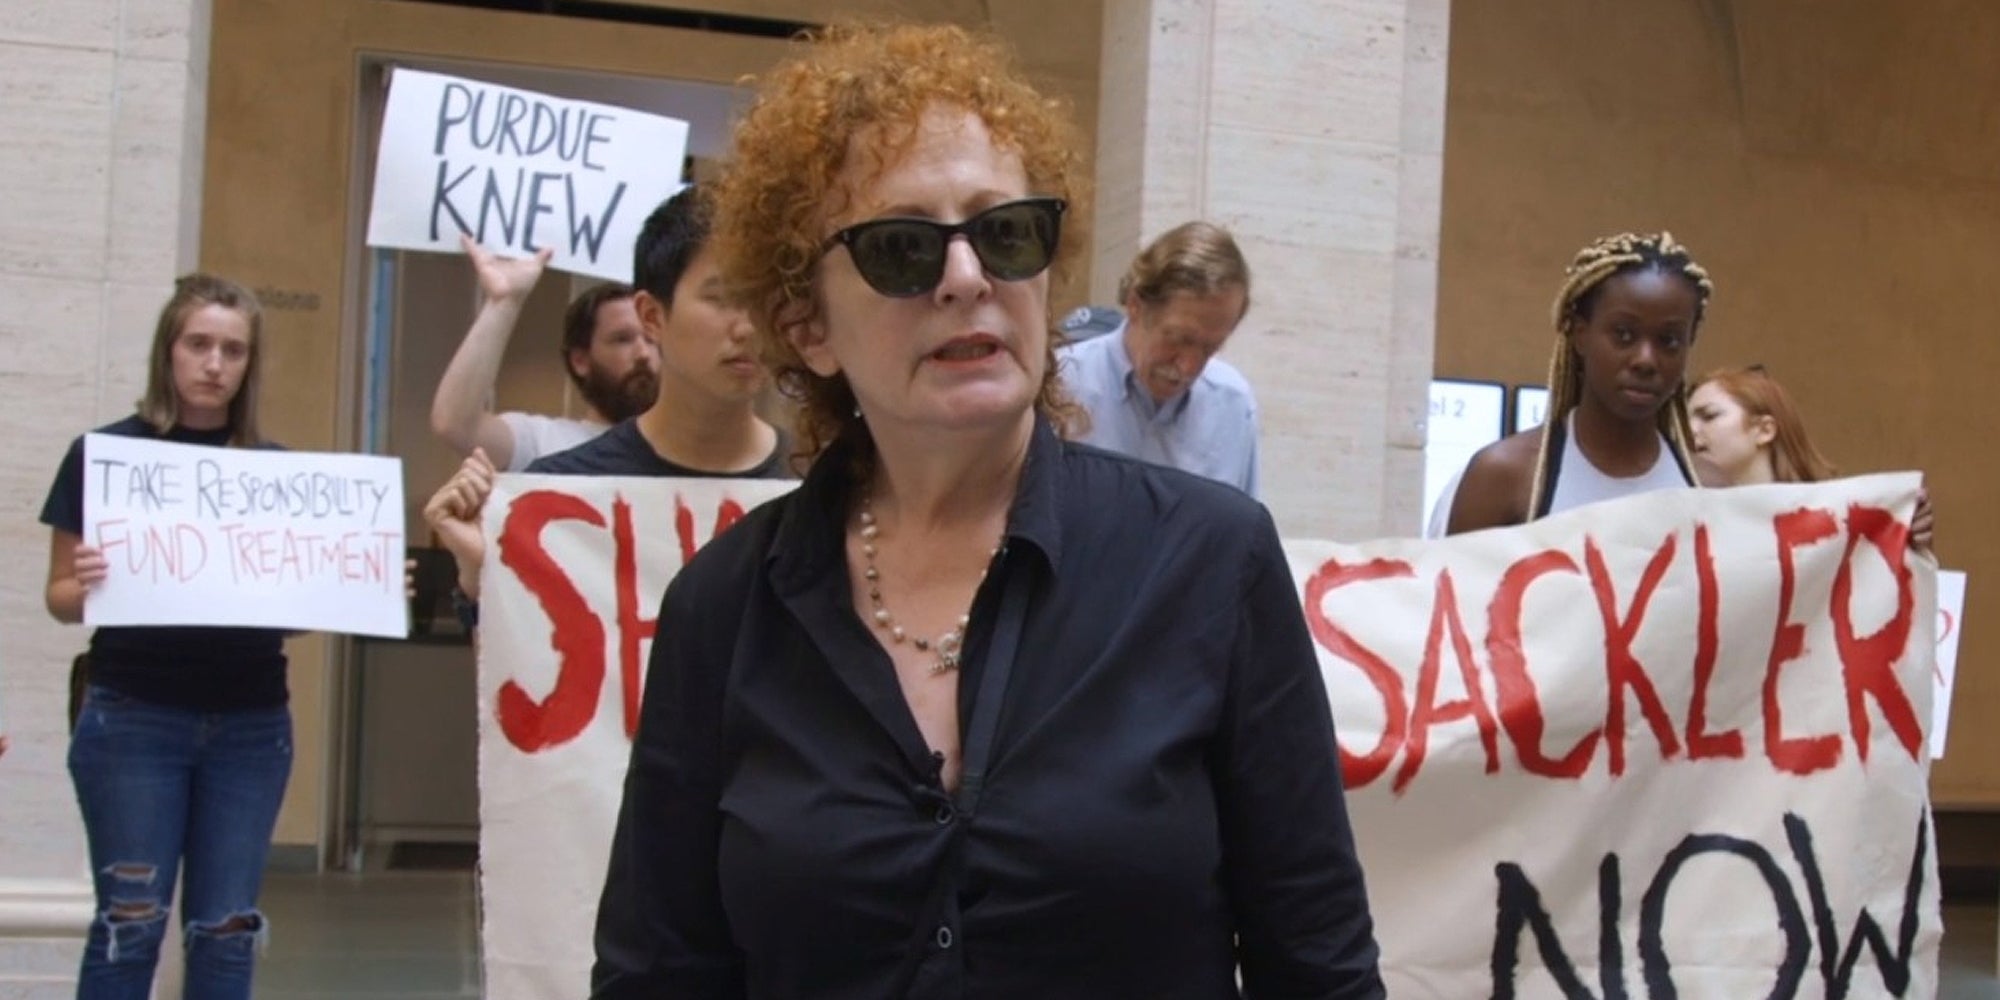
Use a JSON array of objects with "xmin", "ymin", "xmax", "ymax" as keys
[{"xmin": 823, "ymin": 197, "xmax": 1066, "ymax": 298}]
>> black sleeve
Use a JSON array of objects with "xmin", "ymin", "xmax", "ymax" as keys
[
  {"xmin": 589, "ymin": 571, "xmax": 745, "ymax": 999},
  {"xmin": 1217, "ymin": 509, "xmax": 1386, "ymax": 999},
  {"xmin": 39, "ymin": 434, "xmax": 89, "ymax": 535}
]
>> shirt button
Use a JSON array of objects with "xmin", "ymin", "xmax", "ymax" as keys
[
  {"xmin": 935, "ymin": 925, "xmax": 954, "ymax": 950},
  {"xmin": 933, "ymin": 804, "xmax": 954, "ymax": 825}
]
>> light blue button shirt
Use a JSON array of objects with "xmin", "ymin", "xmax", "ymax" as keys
[{"xmin": 1057, "ymin": 317, "xmax": 1260, "ymax": 497}]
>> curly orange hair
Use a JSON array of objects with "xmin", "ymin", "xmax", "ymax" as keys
[{"xmin": 712, "ymin": 21, "xmax": 1089, "ymax": 466}]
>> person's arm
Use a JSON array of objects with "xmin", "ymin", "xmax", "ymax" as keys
[
  {"xmin": 591, "ymin": 574, "xmax": 744, "ymax": 998},
  {"xmin": 1445, "ymin": 436, "xmax": 1535, "ymax": 535},
  {"xmin": 1219, "ymin": 511, "xmax": 1385, "ymax": 997},
  {"xmin": 422, "ymin": 449, "xmax": 497, "ymax": 601},
  {"xmin": 428, "ymin": 236, "xmax": 554, "ymax": 470},
  {"xmin": 45, "ymin": 530, "xmax": 107, "ymax": 625}
]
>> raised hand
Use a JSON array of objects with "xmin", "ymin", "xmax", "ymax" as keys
[{"xmin": 460, "ymin": 232, "xmax": 553, "ymax": 304}]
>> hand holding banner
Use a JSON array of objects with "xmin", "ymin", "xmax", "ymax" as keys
[{"xmin": 82, "ymin": 434, "xmax": 407, "ymax": 637}]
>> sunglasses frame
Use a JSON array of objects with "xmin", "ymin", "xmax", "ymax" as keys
[{"xmin": 823, "ymin": 197, "xmax": 1068, "ymax": 298}]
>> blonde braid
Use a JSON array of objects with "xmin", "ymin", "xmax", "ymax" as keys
[{"xmin": 1527, "ymin": 232, "xmax": 1714, "ymax": 519}]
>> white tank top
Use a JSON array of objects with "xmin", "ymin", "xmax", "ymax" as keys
[{"xmin": 1544, "ymin": 410, "xmax": 1691, "ymax": 517}]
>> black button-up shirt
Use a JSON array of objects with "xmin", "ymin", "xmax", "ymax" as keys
[{"xmin": 591, "ymin": 421, "xmax": 1383, "ymax": 999}]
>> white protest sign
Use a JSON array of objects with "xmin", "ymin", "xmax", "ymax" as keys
[
  {"xmin": 82, "ymin": 434, "xmax": 407, "ymax": 638},
  {"xmin": 1422, "ymin": 379, "xmax": 1506, "ymax": 533},
  {"xmin": 1932, "ymin": 569, "xmax": 1966, "ymax": 758},
  {"xmin": 476, "ymin": 474, "xmax": 1938, "ymax": 999},
  {"xmin": 365, "ymin": 68, "xmax": 689, "ymax": 282}
]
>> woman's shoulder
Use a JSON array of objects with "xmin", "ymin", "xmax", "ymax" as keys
[
  {"xmin": 57, "ymin": 414, "xmax": 154, "ymax": 457},
  {"xmin": 1467, "ymin": 425, "xmax": 1543, "ymax": 479},
  {"xmin": 1449, "ymin": 426, "xmax": 1544, "ymax": 533},
  {"xmin": 90, "ymin": 414, "xmax": 158, "ymax": 439}
]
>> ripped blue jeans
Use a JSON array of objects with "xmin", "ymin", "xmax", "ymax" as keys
[{"xmin": 67, "ymin": 685, "xmax": 292, "ymax": 1000}]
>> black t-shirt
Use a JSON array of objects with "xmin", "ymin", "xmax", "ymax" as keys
[
  {"xmin": 525, "ymin": 418, "xmax": 794, "ymax": 479},
  {"xmin": 40, "ymin": 415, "xmax": 289, "ymax": 710}
]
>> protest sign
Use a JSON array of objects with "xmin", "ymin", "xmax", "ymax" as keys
[
  {"xmin": 477, "ymin": 473, "xmax": 1938, "ymax": 999},
  {"xmin": 365, "ymin": 68, "xmax": 689, "ymax": 282},
  {"xmin": 1932, "ymin": 569, "xmax": 1966, "ymax": 757},
  {"xmin": 82, "ymin": 434, "xmax": 407, "ymax": 637}
]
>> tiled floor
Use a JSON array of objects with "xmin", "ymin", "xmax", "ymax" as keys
[
  {"xmin": 1945, "ymin": 903, "xmax": 2000, "ymax": 1000},
  {"xmin": 253, "ymin": 868, "xmax": 2000, "ymax": 998},
  {"xmin": 260, "ymin": 871, "xmax": 480, "ymax": 1000}
]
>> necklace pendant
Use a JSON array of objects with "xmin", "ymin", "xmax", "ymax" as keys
[
  {"xmin": 932, "ymin": 648, "xmax": 961, "ymax": 675},
  {"xmin": 932, "ymin": 631, "xmax": 964, "ymax": 675}
]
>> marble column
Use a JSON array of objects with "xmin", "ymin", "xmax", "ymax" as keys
[
  {"xmin": 1093, "ymin": 0, "xmax": 1449, "ymax": 540},
  {"xmin": 0, "ymin": 0, "xmax": 211, "ymax": 995}
]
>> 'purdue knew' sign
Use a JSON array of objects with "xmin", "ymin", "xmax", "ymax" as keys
[{"xmin": 366, "ymin": 68, "xmax": 689, "ymax": 282}]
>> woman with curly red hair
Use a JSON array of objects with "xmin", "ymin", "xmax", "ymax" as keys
[{"xmin": 589, "ymin": 22, "xmax": 1383, "ymax": 999}]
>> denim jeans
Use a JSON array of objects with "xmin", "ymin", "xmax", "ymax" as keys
[{"xmin": 67, "ymin": 685, "xmax": 292, "ymax": 1000}]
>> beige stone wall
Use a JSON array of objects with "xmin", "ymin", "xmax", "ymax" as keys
[
  {"xmin": 1436, "ymin": 1, "xmax": 2000, "ymax": 804},
  {"xmin": 1095, "ymin": 0, "xmax": 1450, "ymax": 541},
  {"xmin": 0, "ymin": 0, "xmax": 213, "ymax": 986}
]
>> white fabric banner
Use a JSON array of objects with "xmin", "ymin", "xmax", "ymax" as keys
[
  {"xmin": 81, "ymin": 434, "xmax": 406, "ymax": 637},
  {"xmin": 364, "ymin": 68, "xmax": 689, "ymax": 282},
  {"xmin": 478, "ymin": 475, "xmax": 797, "ymax": 999},
  {"xmin": 478, "ymin": 472, "xmax": 1939, "ymax": 999}
]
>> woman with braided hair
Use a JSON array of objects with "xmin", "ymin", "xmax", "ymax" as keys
[{"xmin": 1445, "ymin": 232, "xmax": 1713, "ymax": 534}]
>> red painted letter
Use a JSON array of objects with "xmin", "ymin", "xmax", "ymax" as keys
[
  {"xmin": 1686, "ymin": 525, "xmax": 1744, "ymax": 759},
  {"xmin": 1303, "ymin": 557, "xmax": 1415, "ymax": 789},
  {"xmin": 1487, "ymin": 549, "xmax": 1599, "ymax": 779},
  {"xmin": 1765, "ymin": 508, "xmax": 1842, "ymax": 775},
  {"xmin": 1396, "ymin": 569, "xmax": 1502, "ymax": 793},
  {"xmin": 1584, "ymin": 534, "xmax": 1683, "ymax": 776},
  {"xmin": 494, "ymin": 490, "xmax": 608, "ymax": 753},
  {"xmin": 612, "ymin": 496, "xmax": 657, "ymax": 739},
  {"xmin": 1833, "ymin": 504, "xmax": 1922, "ymax": 762}
]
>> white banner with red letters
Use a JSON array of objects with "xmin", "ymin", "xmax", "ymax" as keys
[
  {"xmin": 478, "ymin": 476, "xmax": 797, "ymax": 1000},
  {"xmin": 477, "ymin": 472, "xmax": 1938, "ymax": 1000}
]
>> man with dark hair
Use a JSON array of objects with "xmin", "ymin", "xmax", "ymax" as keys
[
  {"xmin": 429, "ymin": 236, "xmax": 661, "ymax": 472},
  {"xmin": 424, "ymin": 186, "xmax": 790, "ymax": 616},
  {"xmin": 524, "ymin": 186, "xmax": 783, "ymax": 477}
]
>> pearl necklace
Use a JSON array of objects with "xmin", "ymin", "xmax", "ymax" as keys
[{"xmin": 857, "ymin": 496, "xmax": 1003, "ymax": 676}]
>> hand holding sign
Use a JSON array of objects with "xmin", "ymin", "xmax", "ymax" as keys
[
  {"xmin": 462, "ymin": 233, "xmax": 552, "ymax": 304},
  {"xmin": 72, "ymin": 544, "xmax": 110, "ymax": 590},
  {"xmin": 366, "ymin": 69, "xmax": 689, "ymax": 282}
]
